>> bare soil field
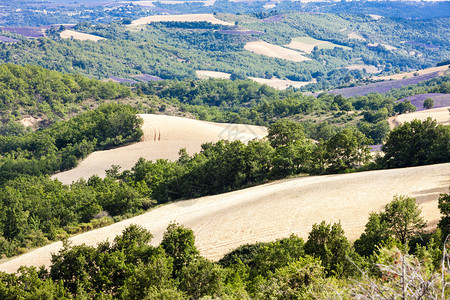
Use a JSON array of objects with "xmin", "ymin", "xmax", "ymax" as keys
[
  {"xmin": 377, "ymin": 65, "xmax": 449, "ymax": 81},
  {"xmin": 285, "ymin": 36, "xmax": 351, "ymax": 53},
  {"xmin": 195, "ymin": 70, "xmax": 314, "ymax": 90},
  {"xmin": 130, "ymin": 14, "xmax": 234, "ymax": 26},
  {"xmin": 196, "ymin": 70, "xmax": 231, "ymax": 79},
  {"xmin": 52, "ymin": 114, "xmax": 267, "ymax": 184},
  {"xmin": 249, "ymin": 77, "xmax": 315, "ymax": 90},
  {"xmin": 2, "ymin": 163, "xmax": 448, "ymax": 273},
  {"xmin": 346, "ymin": 64, "xmax": 380, "ymax": 74},
  {"xmin": 60, "ymin": 30, "xmax": 105, "ymax": 41},
  {"xmin": 388, "ymin": 106, "xmax": 450, "ymax": 129},
  {"xmin": 244, "ymin": 41, "xmax": 310, "ymax": 62},
  {"xmin": 348, "ymin": 32, "xmax": 366, "ymax": 41}
]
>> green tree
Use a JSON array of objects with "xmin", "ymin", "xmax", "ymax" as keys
[
  {"xmin": 160, "ymin": 223, "xmax": 199, "ymax": 276},
  {"xmin": 304, "ymin": 221, "xmax": 354, "ymax": 276},
  {"xmin": 381, "ymin": 118, "xmax": 450, "ymax": 168},
  {"xmin": 423, "ymin": 98, "xmax": 434, "ymax": 109},
  {"xmin": 437, "ymin": 187, "xmax": 450, "ymax": 237}
]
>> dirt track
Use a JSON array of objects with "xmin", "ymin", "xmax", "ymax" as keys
[
  {"xmin": 2, "ymin": 163, "xmax": 448, "ymax": 273},
  {"xmin": 52, "ymin": 114, "xmax": 267, "ymax": 184}
]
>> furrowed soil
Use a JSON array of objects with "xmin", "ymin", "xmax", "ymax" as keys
[
  {"xmin": 2, "ymin": 163, "xmax": 448, "ymax": 273},
  {"xmin": 52, "ymin": 114, "xmax": 268, "ymax": 184}
]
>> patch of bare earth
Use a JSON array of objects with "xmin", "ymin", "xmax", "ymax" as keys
[
  {"xmin": 60, "ymin": 30, "xmax": 105, "ymax": 41},
  {"xmin": 377, "ymin": 65, "xmax": 449, "ymax": 81},
  {"xmin": 346, "ymin": 64, "xmax": 380, "ymax": 74},
  {"xmin": 244, "ymin": 41, "xmax": 310, "ymax": 62},
  {"xmin": 348, "ymin": 32, "xmax": 366, "ymax": 41},
  {"xmin": 196, "ymin": 70, "xmax": 231, "ymax": 79},
  {"xmin": 1, "ymin": 163, "xmax": 448, "ymax": 272},
  {"xmin": 129, "ymin": 14, "xmax": 234, "ymax": 26},
  {"xmin": 249, "ymin": 77, "xmax": 316, "ymax": 90},
  {"xmin": 52, "ymin": 114, "xmax": 267, "ymax": 184},
  {"xmin": 388, "ymin": 106, "xmax": 450, "ymax": 129}
]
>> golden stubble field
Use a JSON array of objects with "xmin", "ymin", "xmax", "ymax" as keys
[
  {"xmin": 1, "ymin": 163, "xmax": 448, "ymax": 273},
  {"xmin": 388, "ymin": 106, "xmax": 450, "ymax": 129},
  {"xmin": 60, "ymin": 30, "xmax": 105, "ymax": 41},
  {"xmin": 52, "ymin": 114, "xmax": 268, "ymax": 184}
]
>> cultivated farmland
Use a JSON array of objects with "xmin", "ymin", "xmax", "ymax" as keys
[
  {"xmin": 285, "ymin": 36, "xmax": 351, "ymax": 53},
  {"xmin": 52, "ymin": 114, "xmax": 267, "ymax": 184},
  {"xmin": 60, "ymin": 30, "xmax": 105, "ymax": 41},
  {"xmin": 129, "ymin": 14, "xmax": 235, "ymax": 26},
  {"xmin": 398, "ymin": 93, "xmax": 450, "ymax": 111},
  {"xmin": 244, "ymin": 40, "xmax": 310, "ymax": 62},
  {"xmin": 388, "ymin": 106, "xmax": 450, "ymax": 128},
  {"xmin": 2, "ymin": 163, "xmax": 448, "ymax": 272}
]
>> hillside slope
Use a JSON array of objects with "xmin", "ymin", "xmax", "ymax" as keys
[
  {"xmin": 388, "ymin": 106, "xmax": 450, "ymax": 128},
  {"xmin": 52, "ymin": 114, "xmax": 268, "ymax": 184},
  {"xmin": 3, "ymin": 162, "xmax": 448, "ymax": 273}
]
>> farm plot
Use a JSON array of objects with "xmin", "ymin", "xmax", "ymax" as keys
[
  {"xmin": 346, "ymin": 64, "xmax": 380, "ymax": 74},
  {"xmin": 388, "ymin": 106, "xmax": 450, "ymax": 128},
  {"xmin": 2, "ymin": 163, "xmax": 448, "ymax": 272},
  {"xmin": 60, "ymin": 30, "xmax": 105, "ymax": 41},
  {"xmin": 52, "ymin": 114, "xmax": 267, "ymax": 184},
  {"xmin": 196, "ymin": 70, "xmax": 231, "ymax": 79},
  {"xmin": 249, "ymin": 77, "xmax": 315, "ymax": 90},
  {"xmin": 285, "ymin": 36, "xmax": 351, "ymax": 53},
  {"xmin": 322, "ymin": 71, "xmax": 443, "ymax": 98},
  {"xmin": 398, "ymin": 93, "xmax": 450, "ymax": 111},
  {"xmin": 377, "ymin": 65, "xmax": 449, "ymax": 81},
  {"xmin": 244, "ymin": 41, "xmax": 310, "ymax": 62},
  {"xmin": 130, "ymin": 14, "xmax": 235, "ymax": 26}
]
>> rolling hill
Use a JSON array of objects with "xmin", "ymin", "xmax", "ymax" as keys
[
  {"xmin": 52, "ymin": 114, "xmax": 267, "ymax": 184},
  {"xmin": 1, "ymin": 162, "xmax": 448, "ymax": 273}
]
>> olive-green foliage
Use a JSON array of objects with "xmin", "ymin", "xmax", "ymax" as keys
[
  {"xmin": 0, "ymin": 63, "xmax": 131, "ymax": 120},
  {"xmin": 354, "ymin": 195, "xmax": 426, "ymax": 256},
  {"xmin": 0, "ymin": 102, "xmax": 143, "ymax": 181},
  {"xmin": 438, "ymin": 188, "xmax": 450, "ymax": 237},
  {"xmin": 381, "ymin": 118, "xmax": 450, "ymax": 168},
  {"xmin": 304, "ymin": 221, "xmax": 359, "ymax": 277}
]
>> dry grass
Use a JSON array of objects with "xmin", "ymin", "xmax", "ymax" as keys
[
  {"xmin": 52, "ymin": 114, "xmax": 267, "ymax": 185},
  {"xmin": 347, "ymin": 64, "xmax": 380, "ymax": 74},
  {"xmin": 2, "ymin": 163, "xmax": 448, "ymax": 273},
  {"xmin": 367, "ymin": 42, "xmax": 396, "ymax": 51},
  {"xmin": 130, "ymin": 14, "xmax": 234, "ymax": 26},
  {"xmin": 60, "ymin": 30, "xmax": 105, "ymax": 42},
  {"xmin": 285, "ymin": 36, "xmax": 351, "ymax": 53},
  {"xmin": 249, "ymin": 77, "xmax": 316, "ymax": 90},
  {"xmin": 377, "ymin": 65, "xmax": 449, "ymax": 81},
  {"xmin": 244, "ymin": 41, "xmax": 310, "ymax": 62},
  {"xmin": 388, "ymin": 106, "xmax": 450, "ymax": 129},
  {"xmin": 348, "ymin": 32, "xmax": 366, "ymax": 41},
  {"xmin": 196, "ymin": 70, "xmax": 231, "ymax": 79}
]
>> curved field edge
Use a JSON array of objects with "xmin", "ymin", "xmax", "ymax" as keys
[{"xmin": 1, "ymin": 162, "xmax": 448, "ymax": 273}]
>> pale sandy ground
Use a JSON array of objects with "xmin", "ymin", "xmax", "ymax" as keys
[
  {"xmin": 377, "ymin": 65, "xmax": 449, "ymax": 81},
  {"xmin": 60, "ymin": 30, "xmax": 105, "ymax": 42},
  {"xmin": 347, "ymin": 64, "xmax": 380, "ymax": 74},
  {"xmin": 2, "ymin": 163, "xmax": 448, "ymax": 273},
  {"xmin": 249, "ymin": 77, "xmax": 316, "ymax": 90},
  {"xmin": 195, "ymin": 70, "xmax": 314, "ymax": 90},
  {"xmin": 367, "ymin": 43, "xmax": 396, "ymax": 51},
  {"xmin": 284, "ymin": 39, "xmax": 350, "ymax": 54},
  {"xmin": 130, "ymin": 14, "xmax": 234, "ymax": 26},
  {"xmin": 244, "ymin": 41, "xmax": 310, "ymax": 62},
  {"xmin": 368, "ymin": 14, "xmax": 383, "ymax": 20},
  {"xmin": 52, "ymin": 114, "xmax": 267, "ymax": 185},
  {"xmin": 196, "ymin": 70, "xmax": 231, "ymax": 79},
  {"xmin": 388, "ymin": 106, "xmax": 450, "ymax": 129},
  {"xmin": 348, "ymin": 32, "xmax": 366, "ymax": 41},
  {"xmin": 19, "ymin": 116, "xmax": 43, "ymax": 128}
]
